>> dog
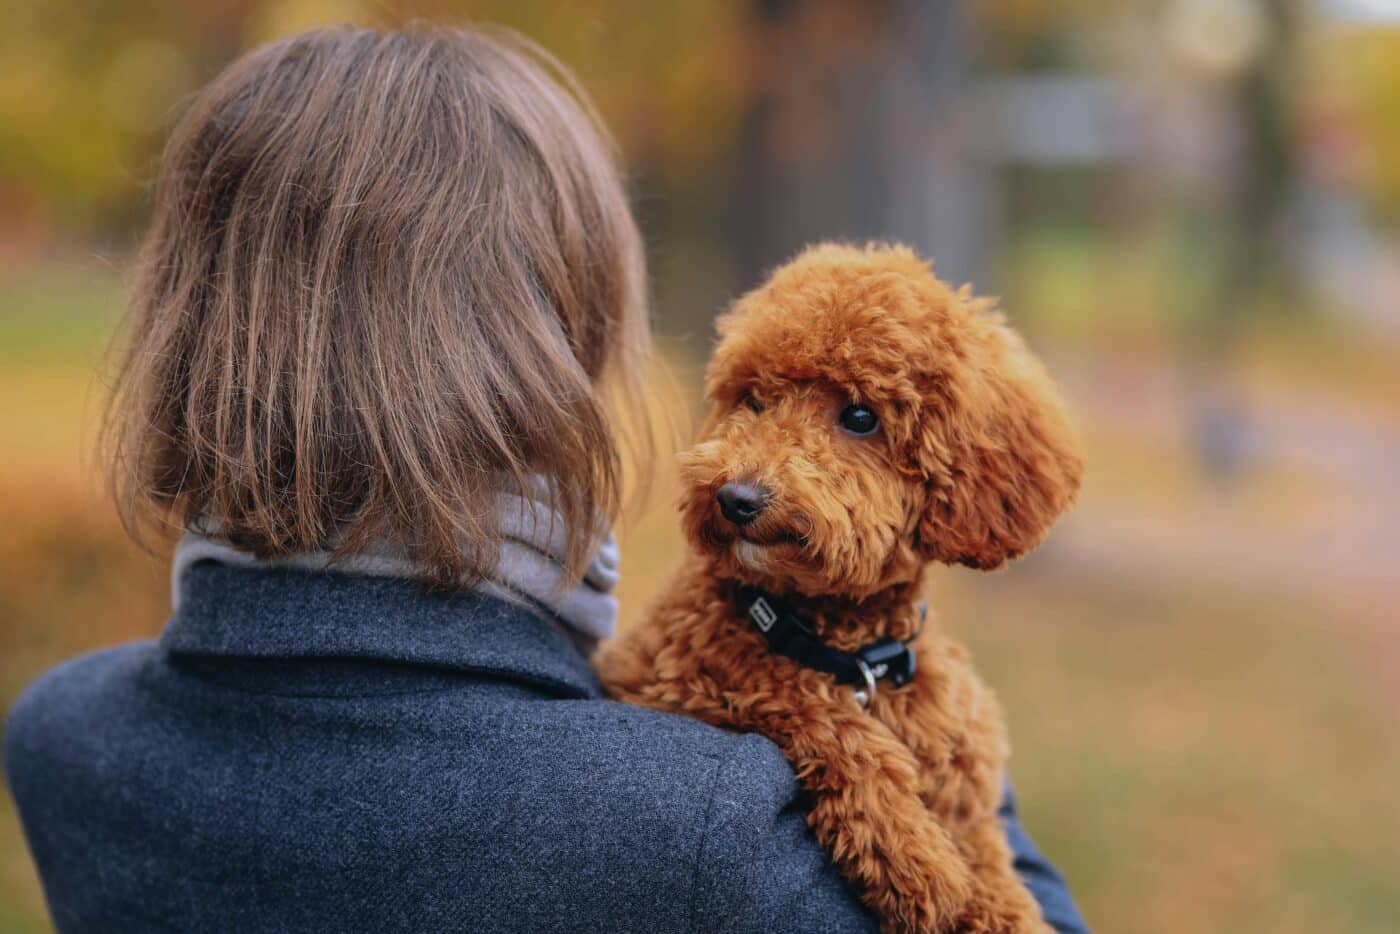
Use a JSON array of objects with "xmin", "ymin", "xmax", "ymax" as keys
[{"xmin": 596, "ymin": 243, "xmax": 1083, "ymax": 933}]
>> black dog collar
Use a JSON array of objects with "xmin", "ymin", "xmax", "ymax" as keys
[{"xmin": 737, "ymin": 586, "xmax": 918, "ymax": 706}]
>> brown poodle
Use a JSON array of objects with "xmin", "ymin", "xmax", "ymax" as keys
[{"xmin": 596, "ymin": 243, "xmax": 1084, "ymax": 933}]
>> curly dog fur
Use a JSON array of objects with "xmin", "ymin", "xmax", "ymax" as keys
[{"xmin": 596, "ymin": 243, "xmax": 1084, "ymax": 932}]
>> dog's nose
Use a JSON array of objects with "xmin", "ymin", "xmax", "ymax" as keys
[{"xmin": 716, "ymin": 482, "xmax": 768, "ymax": 526}]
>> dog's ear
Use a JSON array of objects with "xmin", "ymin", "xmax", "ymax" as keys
[{"xmin": 912, "ymin": 307, "xmax": 1084, "ymax": 570}]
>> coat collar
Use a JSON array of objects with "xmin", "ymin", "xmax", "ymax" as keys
[{"xmin": 161, "ymin": 560, "xmax": 602, "ymax": 700}]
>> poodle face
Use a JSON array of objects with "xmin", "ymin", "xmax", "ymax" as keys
[
  {"xmin": 680, "ymin": 243, "xmax": 1084, "ymax": 600},
  {"xmin": 681, "ymin": 374, "xmax": 926, "ymax": 599}
]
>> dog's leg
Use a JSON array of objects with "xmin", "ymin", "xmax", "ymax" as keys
[
  {"xmin": 869, "ymin": 632, "xmax": 1006, "ymax": 821},
  {"xmin": 869, "ymin": 638, "xmax": 1049, "ymax": 934},
  {"xmin": 949, "ymin": 818, "xmax": 1054, "ymax": 934},
  {"xmin": 784, "ymin": 710, "xmax": 976, "ymax": 934}
]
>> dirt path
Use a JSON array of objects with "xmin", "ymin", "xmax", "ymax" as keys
[{"xmin": 1042, "ymin": 348, "xmax": 1400, "ymax": 693}]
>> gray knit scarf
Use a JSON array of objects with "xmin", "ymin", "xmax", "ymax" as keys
[{"xmin": 170, "ymin": 492, "xmax": 620, "ymax": 650}]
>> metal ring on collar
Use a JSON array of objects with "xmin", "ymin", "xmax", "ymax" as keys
[{"xmin": 852, "ymin": 659, "xmax": 877, "ymax": 708}]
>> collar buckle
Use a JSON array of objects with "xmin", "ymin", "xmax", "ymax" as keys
[{"xmin": 855, "ymin": 637, "xmax": 916, "ymax": 688}]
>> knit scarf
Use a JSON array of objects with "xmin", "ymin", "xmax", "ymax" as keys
[{"xmin": 170, "ymin": 492, "xmax": 620, "ymax": 650}]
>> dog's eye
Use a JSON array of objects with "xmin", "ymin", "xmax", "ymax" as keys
[
  {"xmin": 838, "ymin": 404, "xmax": 879, "ymax": 436},
  {"xmin": 742, "ymin": 394, "xmax": 765, "ymax": 414}
]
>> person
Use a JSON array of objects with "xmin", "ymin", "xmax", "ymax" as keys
[{"xmin": 3, "ymin": 25, "xmax": 1087, "ymax": 933}]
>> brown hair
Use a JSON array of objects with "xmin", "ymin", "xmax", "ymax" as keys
[{"xmin": 105, "ymin": 24, "xmax": 652, "ymax": 585}]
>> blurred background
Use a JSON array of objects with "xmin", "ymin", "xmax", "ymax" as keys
[{"xmin": 2, "ymin": 0, "xmax": 1399, "ymax": 931}]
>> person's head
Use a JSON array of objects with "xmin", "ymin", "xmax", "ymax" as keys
[{"xmin": 107, "ymin": 24, "xmax": 651, "ymax": 585}]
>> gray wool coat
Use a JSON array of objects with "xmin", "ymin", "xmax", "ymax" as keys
[{"xmin": 4, "ymin": 560, "xmax": 1087, "ymax": 932}]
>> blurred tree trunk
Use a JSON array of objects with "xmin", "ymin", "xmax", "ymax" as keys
[
  {"xmin": 1191, "ymin": 0, "xmax": 1300, "ymax": 480},
  {"xmin": 1214, "ymin": 0, "xmax": 1299, "ymax": 335},
  {"xmin": 734, "ymin": 0, "xmax": 989, "ymax": 290}
]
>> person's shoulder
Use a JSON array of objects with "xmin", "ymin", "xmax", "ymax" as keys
[
  {"xmin": 521, "ymin": 700, "xmax": 876, "ymax": 933},
  {"xmin": 525, "ymin": 697, "xmax": 801, "ymax": 827},
  {"xmin": 562, "ymin": 697, "xmax": 797, "ymax": 789},
  {"xmin": 5, "ymin": 643, "xmax": 156, "ymax": 748},
  {"xmin": 4, "ymin": 643, "xmax": 158, "ymax": 802}
]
